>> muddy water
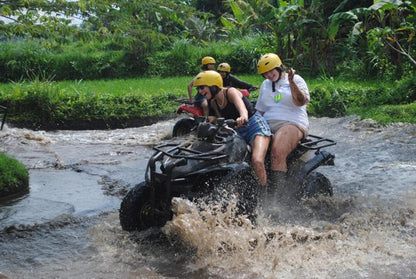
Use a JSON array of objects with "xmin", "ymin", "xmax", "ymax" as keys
[{"xmin": 0, "ymin": 116, "xmax": 415, "ymax": 278}]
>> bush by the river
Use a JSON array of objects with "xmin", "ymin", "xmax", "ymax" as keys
[
  {"xmin": 0, "ymin": 40, "xmax": 139, "ymax": 82},
  {"xmin": 0, "ymin": 153, "xmax": 29, "ymax": 198}
]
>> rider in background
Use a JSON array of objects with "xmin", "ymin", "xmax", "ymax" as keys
[
  {"xmin": 255, "ymin": 53, "xmax": 310, "ymax": 192},
  {"xmin": 193, "ymin": 70, "xmax": 271, "ymax": 187},
  {"xmin": 217, "ymin": 62, "xmax": 259, "ymax": 91},
  {"xmin": 187, "ymin": 56, "xmax": 216, "ymax": 116}
]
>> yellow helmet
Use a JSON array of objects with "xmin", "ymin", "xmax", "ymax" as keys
[
  {"xmin": 217, "ymin": 62, "xmax": 231, "ymax": 73},
  {"xmin": 201, "ymin": 56, "xmax": 216, "ymax": 66},
  {"xmin": 193, "ymin": 70, "xmax": 223, "ymax": 88},
  {"xmin": 257, "ymin": 53, "xmax": 282, "ymax": 74}
]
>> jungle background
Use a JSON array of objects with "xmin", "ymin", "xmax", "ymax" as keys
[{"xmin": 0, "ymin": 0, "xmax": 415, "ymax": 129}]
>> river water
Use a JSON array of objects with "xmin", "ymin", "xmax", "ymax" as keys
[{"xmin": 0, "ymin": 116, "xmax": 415, "ymax": 279}]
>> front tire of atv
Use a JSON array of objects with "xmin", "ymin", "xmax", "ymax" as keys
[
  {"xmin": 172, "ymin": 118, "xmax": 195, "ymax": 137},
  {"xmin": 301, "ymin": 171, "xmax": 333, "ymax": 198},
  {"xmin": 218, "ymin": 169, "xmax": 258, "ymax": 222},
  {"xmin": 119, "ymin": 182, "xmax": 158, "ymax": 231}
]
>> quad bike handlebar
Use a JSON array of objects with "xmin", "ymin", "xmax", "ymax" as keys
[{"xmin": 196, "ymin": 118, "xmax": 238, "ymax": 143}]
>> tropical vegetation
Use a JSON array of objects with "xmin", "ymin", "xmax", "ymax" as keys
[
  {"xmin": 0, "ymin": 0, "xmax": 415, "ymax": 128},
  {"xmin": 1, "ymin": 0, "xmax": 415, "ymax": 80},
  {"xmin": 0, "ymin": 0, "xmax": 415, "ymax": 195}
]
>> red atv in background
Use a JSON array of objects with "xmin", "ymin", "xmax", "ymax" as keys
[{"xmin": 172, "ymin": 88, "xmax": 255, "ymax": 137}]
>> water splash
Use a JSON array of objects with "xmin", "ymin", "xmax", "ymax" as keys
[{"xmin": 162, "ymin": 192, "xmax": 416, "ymax": 278}]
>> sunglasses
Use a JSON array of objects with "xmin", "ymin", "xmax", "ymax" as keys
[{"xmin": 196, "ymin": 86, "xmax": 206, "ymax": 91}]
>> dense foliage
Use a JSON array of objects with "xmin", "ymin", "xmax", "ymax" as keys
[
  {"xmin": 0, "ymin": 0, "xmax": 415, "ymax": 129},
  {"xmin": 0, "ymin": 0, "xmax": 415, "ymax": 81},
  {"xmin": 0, "ymin": 34, "xmax": 276, "ymax": 81}
]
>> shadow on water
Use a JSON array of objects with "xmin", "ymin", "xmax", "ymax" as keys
[{"xmin": 0, "ymin": 116, "xmax": 415, "ymax": 278}]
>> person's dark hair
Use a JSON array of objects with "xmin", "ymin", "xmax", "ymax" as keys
[{"xmin": 209, "ymin": 86, "xmax": 221, "ymax": 98}]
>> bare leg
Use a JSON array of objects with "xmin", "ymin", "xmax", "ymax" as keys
[
  {"xmin": 270, "ymin": 125, "xmax": 303, "ymax": 172},
  {"xmin": 268, "ymin": 125, "xmax": 304, "ymax": 202},
  {"xmin": 251, "ymin": 135, "xmax": 271, "ymax": 186}
]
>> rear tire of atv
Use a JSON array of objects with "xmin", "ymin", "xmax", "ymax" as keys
[
  {"xmin": 301, "ymin": 172, "xmax": 333, "ymax": 198},
  {"xmin": 119, "ymin": 182, "xmax": 156, "ymax": 231},
  {"xmin": 172, "ymin": 118, "xmax": 195, "ymax": 137}
]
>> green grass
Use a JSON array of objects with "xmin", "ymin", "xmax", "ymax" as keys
[
  {"xmin": 348, "ymin": 103, "xmax": 416, "ymax": 125},
  {"xmin": 307, "ymin": 78, "xmax": 393, "ymax": 92},
  {"xmin": 0, "ymin": 75, "xmax": 414, "ymax": 128},
  {"xmin": 0, "ymin": 152, "xmax": 29, "ymax": 194},
  {"xmin": 54, "ymin": 75, "xmax": 265, "ymax": 97},
  {"xmin": 55, "ymin": 77, "xmax": 192, "ymax": 97}
]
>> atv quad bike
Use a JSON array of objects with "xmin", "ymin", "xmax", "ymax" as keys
[{"xmin": 119, "ymin": 118, "xmax": 336, "ymax": 231}]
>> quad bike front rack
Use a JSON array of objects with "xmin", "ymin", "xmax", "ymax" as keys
[
  {"xmin": 146, "ymin": 143, "xmax": 231, "ymax": 205},
  {"xmin": 152, "ymin": 143, "xmax": 229, "ymax": 162}
]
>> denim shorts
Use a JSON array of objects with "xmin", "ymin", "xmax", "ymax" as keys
[{"xmin": 237, "ymin": 112, "xmax": 272, "ymax": 144}]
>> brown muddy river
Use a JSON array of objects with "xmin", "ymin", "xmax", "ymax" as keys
[{"xmin": 0, "ymin": 116, "xmax": 415, "ymax": 278}]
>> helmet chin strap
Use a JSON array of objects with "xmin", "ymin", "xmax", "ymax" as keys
[{"xmin": 272, "ymin": 67, "xmax": 283, "ymax": 92}]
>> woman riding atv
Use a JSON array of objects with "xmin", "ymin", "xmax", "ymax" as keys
[
  {"xmin": 192, "ymin": 70, "xmax": 271, "ymax": 187},
  {"xmin": 187, "ymin": 56, "xmax": 216, "ymax": 117},
  {"xmin": 256, "ymin": 53, "xmax": 311, "ymax": 200}
]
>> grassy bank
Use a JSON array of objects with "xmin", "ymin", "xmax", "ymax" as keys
[
  {"xmin": 0, "ymin": 77, "xmax": 191, "ymax": 129},
  {"xmin": 0, "ymin": 75, "xmax": 414, "ymax": 129},
  {"xmin": 0, "ymin": 153, "xmax": 29, "ymax": 198}
]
